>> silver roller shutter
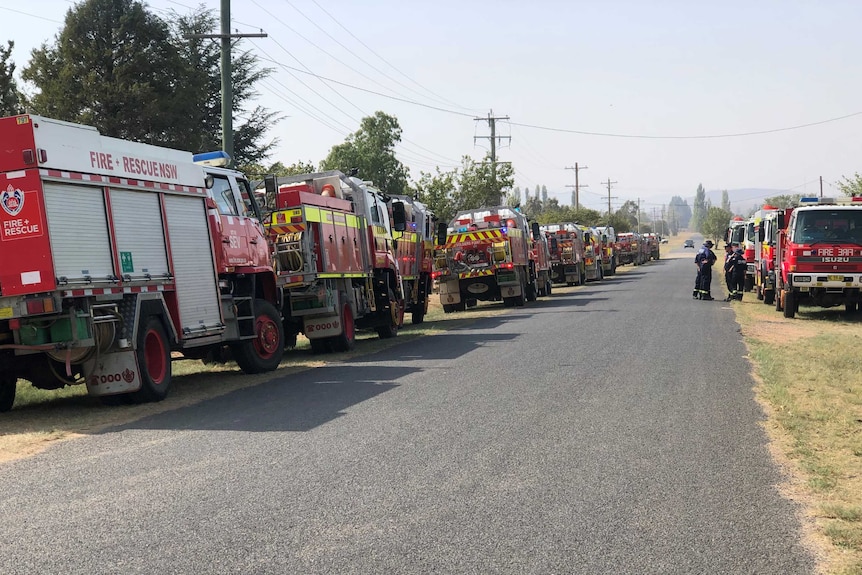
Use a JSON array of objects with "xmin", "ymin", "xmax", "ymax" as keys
[
  {"xmin": 43, "ymin": 182, "xmax": 114, "ymax": 284},
  {"xmin": 163, "ymin": 194, "xmax": 223, "ymax": 335},
  {"xmin": 109, "ymin": 189, "xmax": 169, "ymax": 280}
]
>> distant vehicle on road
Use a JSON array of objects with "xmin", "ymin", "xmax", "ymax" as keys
[{"xmin": 684, "ymin": 239, "xmax": 695, "ymax": 249}]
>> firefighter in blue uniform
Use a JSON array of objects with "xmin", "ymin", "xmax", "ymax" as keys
[
  {"xmin": 722, "ymin": 243, "xmax": 734, "ymax": 297},
  {"xmin": 694, "ymin": 240, "xmax": 717, "ymax": 300},
  {"xmin": 725, "ymin": 244, "xmax": 747, "ymax": 301}
]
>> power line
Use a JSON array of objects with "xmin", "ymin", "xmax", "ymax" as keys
[
  {"xmin": 565, "ymin": 163, "xmax": 588, "ymax": 209},
  {"xmin": 510, "ymin": 111, "xmax": 862, "ymax": 140},
  {"xmin": 306, "ymin": 0, "xmax": 480, "ymax": 113}
]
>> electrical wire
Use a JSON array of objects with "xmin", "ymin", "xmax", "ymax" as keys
[{"xmin": 510, "ymin": 111, "xmax": 862, "ymax": 140}]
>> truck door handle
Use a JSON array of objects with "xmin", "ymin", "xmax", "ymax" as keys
[{"xmin": 250, "ymin": 238, "xmax": 258, "ymax": 245}]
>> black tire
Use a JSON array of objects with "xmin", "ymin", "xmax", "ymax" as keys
[
  {"xmin": 566, "ymin": 282, "xmax": 574, "ymax": 287},
  {"xmin": 130, "ymin": 316, "xmax": 172, "ymax": 403},
  {"xmin": 442, "ymin": 303, "xmax": 459, "ymax": 314},
  {"xmin": 783, "ymin": 291, "xmax": 796, "ymax": 319},
  {"xmin": 331, "ymin": 301, "xmax": 356, "ymax": 352},
  {"xmin": 0, "ymin": 374, "xmax": 16, "ymax": 413},
  {"xmin": 526, "ymin": 282, "xmax": 537, "ymax": 302},
  {"xmin": 230, "ymin": 299, "xmax": 284, "ymax": 374},
  {"xmin": 845, "ymin": 302, "xmax": 858, "ymax": 314},
  {"xmin": 756, "ymin": 285, "xmax": 764, "ymax": 301},
  {"xmin": 376, "ymin": 289, "xmax": 400, "ymax": 339},
  {"xmin": 546, "ymin": 281, "xmax": 552, "ymax": 296},
  {"xmin": 744, "ymin": 276, "xmax": 754, "ymax": 292},
  {"xmin": 764, "ymin": 289, "xmax": 775, "ymax": 305}
]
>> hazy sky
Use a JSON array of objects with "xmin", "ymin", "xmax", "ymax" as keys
[{"xmin": 2, "ymin": 0, "xmax": 861, "ymax": 214}]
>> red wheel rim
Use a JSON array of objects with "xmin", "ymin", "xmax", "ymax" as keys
[
  {"xmin": 254, "ymin": 315, "xmax": 280, "ymax": 359},
  {"xmin": 144, "ymin": 329, "xmax": 167, "ymax": 385}
]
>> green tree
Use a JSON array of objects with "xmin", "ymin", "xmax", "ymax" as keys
[
  {"xmin": 23, "ymin": 0, "xmax": 187, "ymax": 143},
  {"xmin": 691, "ymin": 184, "xmax": 707, "ymax": 232},
  {"xmin": 321, "ymin": 111, "xmax": 408, "ymax": 196},
  {"xmin": 0, "ymin": 41, "xmax": 22, "ymax": 115},
  {"xmin": 721, "ymin": 189, "xmax": 731, "ymax": 211},
  {"xmin": 455, "ymin": 153, "xmax": 514, "ymax": 211},
  {"xmin": 21, "ymin": 1, "xmax": 277, "ymax": 166},
  {"xmin": 702, "ymin": 206, "xmax": 733, "ymax": 244},
  {"xmin": 837, "ymin": 173, "xmax": 862, "ymax": 197},
  {"xmin": 762, "ymin": 194, "xmax": 802, "ymax": 209},
  {"xmin": 412, "ymin": 167, "xmax": 456, "ymax": 223},
  {"xmin": 541, "ymin": 185, "xmax": 548, "ymax": 204},
  {"xmin": 668, "ymin": 196, "xmax": 691, "ymax": 230}
]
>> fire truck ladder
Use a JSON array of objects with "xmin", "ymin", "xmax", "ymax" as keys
[{"xmin": 233, "ymin": 277, "xmax": 258, "ymax": 340}]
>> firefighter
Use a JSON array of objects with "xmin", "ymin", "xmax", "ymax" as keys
[
  {"xmin": 694, "ymin": 240, "xmax": 717, "ymax": 300},
  {"xmin": 731, "ymin": 245, "xmax": 747, "ymax": 301},
  {"xmin": 723, "ymin": 243, "xmax": 734, "ymax": 297}
]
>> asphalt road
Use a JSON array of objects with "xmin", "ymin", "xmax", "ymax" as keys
[{"xmin": 0, "ymin": 250, "xmax": 815, "ymax": 574}]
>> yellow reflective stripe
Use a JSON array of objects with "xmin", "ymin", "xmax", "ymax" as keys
[
  {"xmin": 305, "ymin": 206, "xmax": 322, "ymax": 222},
  {"xmin": 346, "ymin": 214, "xmax": 361, "ymax": 229}
]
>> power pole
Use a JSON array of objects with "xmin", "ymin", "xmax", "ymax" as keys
[
  {"xmin": 601, "ymin": 178, "xmax": 618, "ymax": 226},
  {"xmin": 186, "ymin": 0, "xmax": 266, "ymax": 165},
  {"xmin": 820, "ymin": 175, "xmax": 823, "ymax": 198},
  {"xmin": 565, "ymin": 163, "xmax": 589, "ymax": 210},
  {"xmin": 637, "ymin": 197, "xmax": 642, "ymax": 234},
  {"xmin": 474, "ymin": 110, "xmax": 511, "ymax": 204}
]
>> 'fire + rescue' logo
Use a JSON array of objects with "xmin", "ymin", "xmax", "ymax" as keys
[{"xmin": 1, "ymin": 185, "xmax": 24, "ymax": 216}]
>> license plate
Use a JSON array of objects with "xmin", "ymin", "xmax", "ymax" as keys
[{"xmin": 828, "ymin": 275, "xmax": 843, "ymax": 281}]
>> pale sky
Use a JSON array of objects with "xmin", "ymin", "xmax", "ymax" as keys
[{"xmin": 2, "ymin": 0, "xmax": 861, "ymax": 214}]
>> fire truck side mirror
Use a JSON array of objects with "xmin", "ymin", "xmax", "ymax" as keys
[
  {"xmin": 758, "ymin": 227, "xmax": 765, "ymax": 242},
  {"xmin": 392, "ymin": 201, "xmax": 407, "ymax": 232},
  {"xmin": 777, "ymin": 212, "xmax": 786, "ymax": 229},
  {"xmin": 436, "ymin": 222, "xmax": 448, "ymax": 246},
  {"xmin": 531, "ymin": 222, "xmax": 540, "ymax": 241}
]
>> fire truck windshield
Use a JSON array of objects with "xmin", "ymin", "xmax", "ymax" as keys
[{"xmin": 792, "ymin": 210, "xmax": 862, "ymax": 244}]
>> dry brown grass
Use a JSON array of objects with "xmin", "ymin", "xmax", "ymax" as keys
[{"xmin": 731, "ymin": 295, "xmax": 862, "ymax": 574}]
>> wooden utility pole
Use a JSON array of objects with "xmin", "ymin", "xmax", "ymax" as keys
[
  {"xmin": 474, "ymin": 110, "xmax": 510, "ymax": 204},
  {"xmin": 602, "ymin": 178, "xmax": 618, "ymax": 226},
  {"xmin": 186, "ymin": 0, "xmax": 266, "ymax": 164},
  {"xmin": 565, "ymin": 163, "xmax": 589, "ymax": 209}
]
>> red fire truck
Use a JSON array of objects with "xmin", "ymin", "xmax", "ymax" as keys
[
  {"xmin": 262, "ymin": 172, "xmax": 406, "ymax": 353},
  {"xmin": 615, "ymin": 232, "xmax": 637, "ymax": 266},
  {"xmin": 581, "ymin": 225, "xmax": 604, "ymax": 281},
  {"xmin": 391, "ymin": 195, "xmax": 436, "ymax": 324},
  {"xmin": 540, "ymin": 223, "xmax": 586, "ymax": 286},
  {"xmin": 751, "ymin": 205, "xmax": 782, "ymax": 304},
  {"xmin": 435, "ymin": 206, "xmax": 536, "ymax": 310},
  {"xmin": 774, "ymin": 196, "xmax": 862, "ymax": 318},
  {"xmin": 0, "ymin": 114, "xmax": 284, "ymax": 412}
]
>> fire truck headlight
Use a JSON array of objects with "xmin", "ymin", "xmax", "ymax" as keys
[{"xmin": 795, "ymin": 276, "xmax": 811, "ymax": 283}]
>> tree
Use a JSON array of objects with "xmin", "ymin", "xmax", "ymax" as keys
[
  {"xmin": 21, "ymin": 1, "xmax": 278, "ymax": 166},
  {"xmin": 721, "ymin": 190, "xmax": 731, "ymax": 212},
  {"xmin": 541, "ymin": 185, "xmax": 548, "ymax": 204},
  {"xmin": 412, "ymin": 167, "xmax": 456, "ymax": 223},
  {"xmin": 691, "ymin": 184, "xmax": 707, "ymax": 232},
  {"xmin": 321, "ymin": 111, "xmax": 408, "ymax": 196},
  {"xmin": 837, "ymin": 173, "xmax": 862, "ymax": 197},
  {"xmin": 456, "ymin": 153, "xmax": 514, "ymax": 211},
  {"xmin": 702, "ymin": 206, "xmax": 733, "ymax": 245},
  {"xmin": 762, "ymin": 194, "xmax": 802, "ymax": 209},
  {"xmin": 0, "ymin": 41, "xmax": 22, "ymax": 115},
  {"xmin": 669, "ymin": 196, "xmax": 691, "ymax": 230},
  {"xmin": 23, "ymin": 0, "xmax": 188, "ymax": 143}
]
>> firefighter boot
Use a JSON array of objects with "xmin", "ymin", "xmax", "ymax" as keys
[
  {"xmin": 702, "ymin": 293, "xmax": 715, "ymax": 301},
  {"xmin": 693, "ymin": 290, "xmax": 699, "ymax": 299}
]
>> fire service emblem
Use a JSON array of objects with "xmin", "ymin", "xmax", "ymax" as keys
[{"xmin": 1, "ymin": 185, "xmax": 24, "ymax": 216}]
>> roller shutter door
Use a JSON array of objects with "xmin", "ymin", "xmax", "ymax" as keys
[
  {"xmin": 163, "ymin": 195, "xmax": 222, "ymax": 335},
  {"xmin": 109, "ymin": 189, "xmax": 169, "ymax": 279},
  {"xmin": 43, "ymin": 182, "xmax": 113, "ymax": 284}
]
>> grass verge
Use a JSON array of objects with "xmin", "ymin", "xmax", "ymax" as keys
[{"xmin": 731, "ymin": 294, "xmax": 862, "ymax": 574}]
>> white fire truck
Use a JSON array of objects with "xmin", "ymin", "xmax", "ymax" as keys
[{"xmin": 0, "ymin": 114, "xmax": 284, "ymax": 412}]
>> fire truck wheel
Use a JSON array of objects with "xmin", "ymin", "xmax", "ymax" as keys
[
  {"xmin": 0, "ymin": 374, "xmax": 16, "ymax": 412},
  {"xmin": 783, "ymin": 291, "xmax": 796, "ymax": 319},
  {"xmin": 442, "ymin": 304, "xmax": 458, "ymax": 313},
  {"xmin": 756, "ymin": 285, "xmax": 764, "ymax": 301},
  {"xmin": 411, "ymin": 307, "xmax": 426, "ymax": 324},
  {"xmin": 331, "ymin": 302, "xmax": 356, "ymax": 352},
  {"xmin": 526, "ymin": 283, "xmax": 537, "ymax": 302},
  {"xmin": 546, "ymin": 280, "xmax": 553, "ymax": 296},
  {"xmin": 764, "ymin": 289, "xmax": 775, "ymax": 305},
  {"xmin": 845, "ymin": 302, "xmax": 858, "ymax": 314},
  {"xmin": 230, "ymin": 300, "xmax": 285, "ymax": 374},
  {"xmin": 131, "ymin": 317, "xmax": 172, "ymax": 403},
  {"xmin": 376, "ymin": 289, "xmax": 400, "ymax": 339},
  {"xmin": 744, "ymin": 277, "xmax": 754, "ymax": 292}
]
